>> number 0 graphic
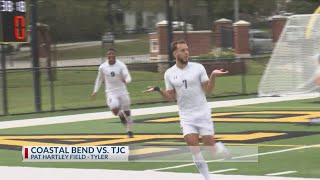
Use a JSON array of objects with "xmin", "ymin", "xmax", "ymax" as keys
[{"xmin": 14, "ymin": 16, "xmax": 25, "ymax": 40}]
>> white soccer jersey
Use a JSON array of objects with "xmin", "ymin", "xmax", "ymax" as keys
[
  {"xmin": 164, "ymin": 62, "xmax": 211, "ymax": 125},
  {"xmin": 93, "ymin": 60, "xmax": 131, "ymax": 96}
]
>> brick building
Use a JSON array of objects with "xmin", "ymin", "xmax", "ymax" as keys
[{"xmin": 149, "ymin": 20, "xmax": 212, "ymax": 60}]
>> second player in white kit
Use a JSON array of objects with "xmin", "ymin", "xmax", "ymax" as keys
[{"xmin": 91, "ymin": 48, "xmax": 134, "ymax": 138}]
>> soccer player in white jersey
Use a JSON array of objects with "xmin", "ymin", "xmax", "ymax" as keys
[
  {"xmin": 144, "ymin": 40, "xmax": 230, "ymax": 180},
  {"xmin": 91, "ymin": 48, "xmax": 134, "ymax": 138}
]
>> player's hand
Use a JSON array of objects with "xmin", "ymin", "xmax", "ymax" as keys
[
  {"xmin": 143, "ymin": 86, "xmax": 160, "ymax": 93},
  {"xmin": 91, "ymin": 93, "xmax": 96, "ymax": 101},
  {"xmin": 315, "ymin": 76, "xmax": 320, "ymax": 86},
  {"xmin": 211, "ymin": 69, "xmax": 229, "ymax": 76}
]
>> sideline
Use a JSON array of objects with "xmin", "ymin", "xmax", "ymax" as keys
[
  {"xmin": 1, "ymin": 166, "xmax": 318, "ymax": 180},
  {"xmin": 147, "ymin": 144, "xmax": 320, "ymax": 171}
]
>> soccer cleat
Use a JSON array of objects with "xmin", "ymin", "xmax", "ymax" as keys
[
  {"xmin": 216, "ymin": 142, "xmax": 232, "ymax": 160},
  {"xmin": 222, "ymin": 146, "xmax": 232, "ymax": 160},
  {"xmin": 127, "ymin": 131, "xmax": 134, "ymax": 138},
  {"xmin": 309, "ymin": 118, "xmax": 320, "ymax": 125},
  {"xmin": 222, "ymin": 144, "xmax": 232, "ymax": 160}
]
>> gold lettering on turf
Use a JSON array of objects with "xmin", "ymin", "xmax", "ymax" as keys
[
  {"xmin": 0, "ymin": 133, "xmax": 285, "ymax": 147},
  {"xmin": 146, "ymin": 111, "xmax": 320, "ymax": 123}
]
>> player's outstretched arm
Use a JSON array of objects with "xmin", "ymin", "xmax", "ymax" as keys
[
  {"xmin": 143, "ymin": 86, "xmax": 176, "ymax": 101},
  {"xmin": 211, "ymin": 69, "xmax": 229, "ymax": 76},
  {"xmin": 203, "ymin": 69, "xmax": 229, "ymax": 94},
  {"xmin": 92, "ymin": 67, "xmax": 104, "ymax": 99}
]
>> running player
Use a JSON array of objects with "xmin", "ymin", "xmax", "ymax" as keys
[
  {"xmin": 91, "ymin": 48, "xmax": 134, "ymax": 138},
  {"xmin": 144, "ymin": 40, "xmax": 230, "ymax": 180}
]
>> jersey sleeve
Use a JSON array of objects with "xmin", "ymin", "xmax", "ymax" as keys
[
  {"xmin": 164, "ymin": 71, "xmax": 174, "ymax": 91},
  {"xmin": 121, "ymin": 63, "xmax": 132, "ymax": 83},
  {"xmin": 199, "ymin": 64, "xmax": 209, "ymax": 83},
  {"xmin": 93, "ymin": 66, "xmax": 104, "ymax": 93}
]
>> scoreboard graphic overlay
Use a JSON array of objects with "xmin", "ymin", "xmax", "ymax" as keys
[{"xmin": 0, "ymin": 0, "xmax": 27, "ymax": 43}]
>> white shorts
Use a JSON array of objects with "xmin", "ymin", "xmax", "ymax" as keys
[
  {"xmin": 180, "ymin": 121, "xmax": 214, "ymax": 136},
  {"xmin": 106, "ymin": 93, "xmax": 130, "ymax": 111}
]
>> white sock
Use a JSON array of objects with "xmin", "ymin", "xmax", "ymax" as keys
[
  {"xmin": 192, "ymin": 152, "xmax": 210, "ymax": 180},
  {"xmin": 119, "ymin": 111, "xmax": 133, "ymax": 132},
  {"xmin": 214, "ymin": 142, "xmax": 225, "ymax": 154}
]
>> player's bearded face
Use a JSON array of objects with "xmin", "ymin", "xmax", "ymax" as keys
[{"xmin": 176, "ymin": 44, "xmax": 189, "ymax": 64}]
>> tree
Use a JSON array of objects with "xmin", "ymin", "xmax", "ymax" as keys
[
  {"xmin": 119, "ymin": 0, "xmax": 164, "ymax": 33},
  {"xmin": 36, "ymin": 0, "xmax": 107, "ymax": 42},
  {"xmin": 287, "ymin": 0, "xmax": 320, "ymax": 14}
]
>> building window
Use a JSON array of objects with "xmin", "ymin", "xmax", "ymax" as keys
[{"xmin": 150, "ymin": 39, "xmax": 159, "ymax": 53}]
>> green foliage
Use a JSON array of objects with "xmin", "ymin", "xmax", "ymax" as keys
[
  {"xmin": 210, "ymin": 0, "xmax": 277, "ymax": 21},
  {"xmin": 28, "ymin": 0, "xmax": 318, "ymax": 43},
  {"xmin": 120, "ymin": 0, "xmax": 164, "ymax": 13},
  {"xmin": 37, "ymin": 0, "xmax": 107, "ymax": 42},
  {"xmin": 34, "ymin": 0, "xmax": 165, "ymax": 42},
  {"xmin": 287, "ymin": 0, "xmax": 319, "ymax": 14}
]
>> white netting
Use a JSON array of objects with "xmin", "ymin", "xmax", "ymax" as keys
[{"xmin": 258, "ymin": 14, "xmax": 320, "ymax": 97}]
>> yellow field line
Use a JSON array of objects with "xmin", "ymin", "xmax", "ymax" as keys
[
  {"xmin": 225, "ymin": 143, "xmax": 302, "ymax": 147},
  {"xmin": 227, "ymin": 106, "xmax": 320, "ymax": 109},
  {"xmin": 145, "ymin": 141, "xmax": 311, "ymax": 148}
]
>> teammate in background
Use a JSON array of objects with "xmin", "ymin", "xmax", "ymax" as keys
[
  {"xmin": 91, "ymin": 48, "xmax": 134, "ymax": 138},
  {"xmin": 144, "ymin": 40, "xmax": 230, "ymax": 180}
]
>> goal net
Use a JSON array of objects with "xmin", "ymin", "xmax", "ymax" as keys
[{"xmin": 258, "ymin": 14, "xmax": 320, "ymax": 96}]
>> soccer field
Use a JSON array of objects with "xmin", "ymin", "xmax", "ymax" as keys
[{"xmin": 0, "ymin": 95, "xmax": 320, "ymax": 179}]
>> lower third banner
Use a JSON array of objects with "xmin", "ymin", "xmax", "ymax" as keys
[{"xmin": 22, "ymin": 146, "xmax": 129, "ymax": 162}]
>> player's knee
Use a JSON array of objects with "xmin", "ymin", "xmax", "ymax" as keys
[
  {"xmin": 201, "ymin": 135, "xmax": 216, "ymax": 146},
  {"xmin": 112, "ymin": 108, "xmax": 120, "ymax": 116},
  {"xmin": 124, "ymin": 110, "xmax": 131, "ymax": 117}
]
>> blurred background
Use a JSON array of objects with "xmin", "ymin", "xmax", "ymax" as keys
[{"xmin": 0, "ymin": 0, "xmax": 319, "ymax": 115}]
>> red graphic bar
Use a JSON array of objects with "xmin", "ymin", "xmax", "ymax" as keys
[{"xmin": 24, "ymin": 148, "xmax": 28, "ymax": 159}]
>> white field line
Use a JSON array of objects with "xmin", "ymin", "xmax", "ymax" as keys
[
  {"xmin": 210, "ymin": 168, "xmax": 238, "ymax": 173},
  {"xmin": 0, "ymin": 93, "xmax": 319, "ymax": 130},
  {"xmin": 266, "ymin": 171, "xmax": 298, "ymax": 176},
  {"xmin": 1, "ymin": 166, "xmax": 314, "ymax": 180},
  {"xmin": 147, "ymin": 144, "xmax": 320, "ymax": 171}
]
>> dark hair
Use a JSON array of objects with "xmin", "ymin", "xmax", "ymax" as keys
[
  {"xmin": 171, "ymin": 40, "xmax": 187, "ymax": 52},
  {"xmin": 107, "ymin": 48, "xmax": 116, "ymax": 52}
]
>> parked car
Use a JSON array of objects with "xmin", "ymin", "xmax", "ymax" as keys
[
  {"xmin": 0, "ymin": 44, "xmax": 21, "ymax": 53},
  {"xmin": 249, "ymin": 29, "xmax": 273, "ymax": 55},
  {"xmin": 172, "ymin": 21, "xmax": 193, "ymax": 31},
  {"xmin": 102, "ymin": 32, "xmax": 114, "ymax": 44}
]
